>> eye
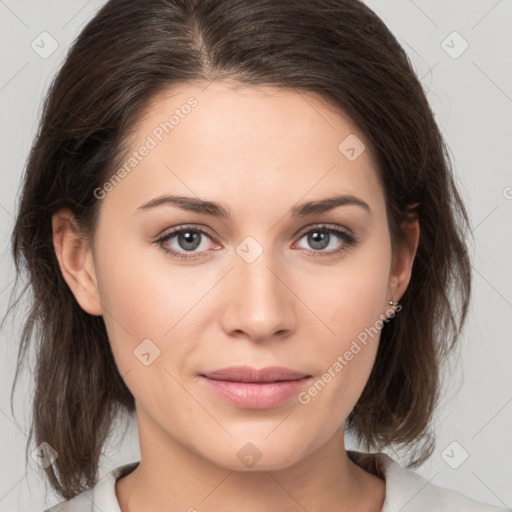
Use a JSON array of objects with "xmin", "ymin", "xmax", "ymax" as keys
[
  {"xmin": 155, "ymin": 223, "xmax": 356, "ymax": 261},
  {"xmin": 293, "ymin": 224, "xmax": 356, "ymax": 257},
  {"xmin": 155, "ymin": 225, "xmax": 216, "ymax": 260}
]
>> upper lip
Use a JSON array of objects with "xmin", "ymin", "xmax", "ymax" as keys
[{"xmin": 202, "ymin": 366, "xmax": 311, "ymax": 383}]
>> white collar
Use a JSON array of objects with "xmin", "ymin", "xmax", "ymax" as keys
[{"xmin": 48, "ymin": 450, "xmax": 506, "ymax": 511}]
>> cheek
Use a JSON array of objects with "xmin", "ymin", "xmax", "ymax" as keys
[
  {"xmin": 93, "ymin": 231, "xmax": 201, "ymax": 375},
  {"xmin": 95, "ymin": 227, "xmax": 195, "ymax": 332},
  {"xmin": 317, "ymin": 240, "xmax": 391, "ymax": 347},
  {"xmin": 94, "ymin": 249, "xmax": 201, "ymax": 412},
  {"xmin": 303, "ymin": 238, "xmax": 391, "ymax": 407}
]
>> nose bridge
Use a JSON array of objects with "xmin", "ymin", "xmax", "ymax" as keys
[
  {"xmin": 239, "ymin": 247, "xmax": 280, "ymax": 300},
  {"xmin": 222, "ymin": 235, "xmax": 295, "ymax": 340}
]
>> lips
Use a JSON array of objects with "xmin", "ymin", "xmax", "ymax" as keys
[
  {"xmin": 201, "ymin": 365, "xmax": 310, "ymax": 383},
  {"xmin": 200, "ymin": 367, "xmax": 312, "ymax": 409}
]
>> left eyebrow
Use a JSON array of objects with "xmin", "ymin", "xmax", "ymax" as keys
[{"xmin": 291, "ymin": 194, "xmax": 372, "ymax": 216}]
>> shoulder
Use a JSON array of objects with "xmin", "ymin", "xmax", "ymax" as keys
[
  {"xmin": 41, "ymin": 461, "xmax": 140, "ymax": 512},
  {"xmin": 41, "ymin": 488, "xmax": 94, "ymax": 512},
  {"xmin": 348, "ymin": 450, "xmax": 510, "ymax": 512}
]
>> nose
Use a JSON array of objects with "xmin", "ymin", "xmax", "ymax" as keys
[{"xmin": 219, "ymin": 246, "xmax": 296, "ymax": 343}]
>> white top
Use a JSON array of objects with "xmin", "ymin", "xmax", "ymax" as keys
[{"xmin": 43, "ymin": 450, "xmax": 509, "ymax": 511}]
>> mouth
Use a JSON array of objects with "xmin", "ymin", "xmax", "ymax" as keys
[
  {"xmin": 201, "ymin": 365, "xmax": 311, "ymax": 383},
  {"xmin": 199, "ymin": 366, "xmax": 312, "ymax": 409}
]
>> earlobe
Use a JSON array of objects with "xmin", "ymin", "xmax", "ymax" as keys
[{"xmin": 52, "ymin": 208, "xmax": 103, "ymax": 316}]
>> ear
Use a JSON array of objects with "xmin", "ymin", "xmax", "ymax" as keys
[
  {"xmin": 387, "ymin": 204, "xmax": 420, "ymax": 306},
  {"xmin": 52, "ymin": 208, "xmax": 103, "ymax": 316}
]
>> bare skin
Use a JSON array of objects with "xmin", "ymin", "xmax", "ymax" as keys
[{"xmin": 52, "ymin": 80, "xmax": 419, "ymax": 512}]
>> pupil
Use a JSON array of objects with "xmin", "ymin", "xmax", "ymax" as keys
[
  {"xmin": 179, "ymin": 231, "xmax": 200, "ymax": 251},
  {"xmin": 309, "ymin": 231, "xmax": 329, "ymax": 250}
]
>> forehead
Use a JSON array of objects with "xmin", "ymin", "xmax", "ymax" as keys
[
  {"xmin": 135, "ymin": 80, "xmax": 376, "ymax": 163},
  {"xmin": 102, "ymin": 80, "xmax": 385, "ymax": 220}
]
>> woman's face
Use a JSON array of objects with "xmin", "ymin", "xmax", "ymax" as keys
[{"xmin": 56, "ymin": 80, "xmax": 417, "ymax": 471}]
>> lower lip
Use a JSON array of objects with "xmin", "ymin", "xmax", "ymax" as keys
[{"xmin": 200, "ymin": 376, "xmax": 311, "ymax": 409}]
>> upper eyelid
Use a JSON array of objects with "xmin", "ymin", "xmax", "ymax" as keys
[
  {"xmin": 295, "ymin": 223, "xmax": 351, "ymax": 236},
  {"xmin": 156, "ymin": 224, "xmax": 216, "ymax": 240}
]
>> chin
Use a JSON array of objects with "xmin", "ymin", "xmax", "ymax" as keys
[{"xmin": 196, "ymin": 435, "xmax": 308, "ymax": 472}]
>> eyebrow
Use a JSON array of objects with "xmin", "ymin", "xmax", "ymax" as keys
[{"xmin": 135, "ymin": 193, "xmax": 371, "ymax": 217}]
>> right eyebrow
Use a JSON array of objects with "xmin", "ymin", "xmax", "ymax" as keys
[{"xmin": 134, "ymin": 194, "xmax": 231, "ymax": 218}]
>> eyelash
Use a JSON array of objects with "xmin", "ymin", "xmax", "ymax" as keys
[{"xmin": 154, "ymin": 223, "xmax": 356, "ymax": 261}]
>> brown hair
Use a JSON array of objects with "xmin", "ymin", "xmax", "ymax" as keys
[{"xmin": 8, "ymin": 0, "xmax": 471, "ymax": 501}]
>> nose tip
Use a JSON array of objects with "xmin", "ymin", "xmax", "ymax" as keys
[{"xmin": 220, "ymin": 254, "xmax": 295, "ymax": 342}]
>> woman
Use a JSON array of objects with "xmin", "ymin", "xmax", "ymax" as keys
[{"xmin": 9, "ymin": 0, "xmax": 508, "ymax": 510}]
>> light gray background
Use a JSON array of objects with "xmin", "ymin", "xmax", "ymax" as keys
[{"xmin": 1, "ymin": 1, "xmax": 511, "ymax": 511}]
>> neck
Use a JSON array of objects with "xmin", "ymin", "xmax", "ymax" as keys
[{"xmin": 115, "ymin": 408, "xmax": 385, "ymax": 512}]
